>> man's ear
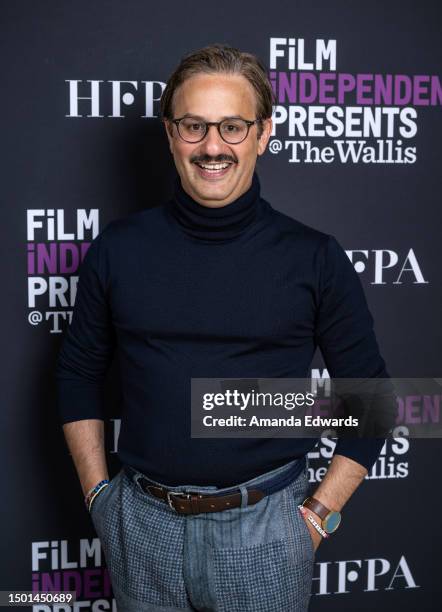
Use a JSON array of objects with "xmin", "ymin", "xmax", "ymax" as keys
[
  {"xmin": 163, "ymin": 119, "xmax": 174, "ymax": 153},
  {"xmin": 257, "ymin": 118, "xmax": 273, "ymax": 156}
]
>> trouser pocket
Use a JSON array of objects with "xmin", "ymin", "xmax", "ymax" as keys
[
  {"xmin": 205, "ymin": 478, "xmax": 314, "ymax": 612},
  {"xmin": 89, "ymin": 470, "xmax": 121, "ymax": 522},
  {"xmin": 94, "ymin": 469, "xmax": 190, "ymax": 609}
]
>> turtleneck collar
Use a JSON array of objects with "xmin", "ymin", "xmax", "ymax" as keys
[{"xmin": 167, "ymin": 172, "xmax": 263, "ymax": 242}]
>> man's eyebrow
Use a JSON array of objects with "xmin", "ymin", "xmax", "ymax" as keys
[{"xmin": 178, "ymin": 113, "xmax": 246, "ymax": 121}]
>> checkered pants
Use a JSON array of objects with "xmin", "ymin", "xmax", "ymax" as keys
[{"xmin": 90, "ymin": 459, "xmax": 315, "ymax": 611}]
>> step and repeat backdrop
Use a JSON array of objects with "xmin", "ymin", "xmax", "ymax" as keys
[{"xmin": 2, "ymin": 1, "xmax": 441, "ymax": 610}]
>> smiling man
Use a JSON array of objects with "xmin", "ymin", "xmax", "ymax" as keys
[
  {"xmin": 57, "ymin": 45, "xmax": 389, "ymax": 612},
  {"xmin": 163, "ymin": 71, "xmax": 269, "ymax": 205}
]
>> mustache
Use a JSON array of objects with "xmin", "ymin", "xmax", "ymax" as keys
[{"xmin": 191, "ymin": 154, "xmax": 237, "ymax": 164}]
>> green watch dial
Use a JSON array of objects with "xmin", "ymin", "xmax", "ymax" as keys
[{"xmin": 323, "ymin": 511, "xmax": 341, "ymax": 534}]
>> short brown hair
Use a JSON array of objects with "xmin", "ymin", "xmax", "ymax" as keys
[{"xmin": 160, "ymin": 44, "xmax": 274, "ymax": 137}]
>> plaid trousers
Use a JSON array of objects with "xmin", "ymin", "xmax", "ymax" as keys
[{"xmin": 90, "ymin": 457, "xmax": 315, "ymax": 612}]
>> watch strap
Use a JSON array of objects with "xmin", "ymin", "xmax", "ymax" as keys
[{"xmin": 302, "ymin": 496, "xmax": 331, "ymax": 520}]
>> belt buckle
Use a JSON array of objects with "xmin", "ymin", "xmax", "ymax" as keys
[{"xmin": 166, "ymin": 490, "xmax": 191, "ymax": 511}]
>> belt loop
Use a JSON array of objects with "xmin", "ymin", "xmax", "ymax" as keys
[
  {"xmin": 130, "ymin": 469, "xmax": 144, "ymax": 490},
  {"xmin": 304, "ymin": 454, "xmax": 310, "ymax": 477},
  {"xmin": 239, "ymin": 485, "xmax": 248, "ymax": 508}
]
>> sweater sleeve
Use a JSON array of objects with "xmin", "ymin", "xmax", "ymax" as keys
[
  {"xmin": 55, "ymin": 230, "xmax": 116, "ymax": 425},
  {"xmin": 315, "ymin": 235, "xmax": 388, "ymax": 471}
]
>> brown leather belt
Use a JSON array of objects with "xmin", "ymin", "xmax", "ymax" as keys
[
  {"xmin": 139, "ymin": 482, "xmax": 266, "ymax": 514},
  {"xmin": 123, "ymin": 457, "xmax": 305, "ymax": 515}
]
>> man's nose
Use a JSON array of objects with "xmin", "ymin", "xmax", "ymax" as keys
[{"xmin": 199, "ymin": 125, "xmax": 226, "ymax": 155}]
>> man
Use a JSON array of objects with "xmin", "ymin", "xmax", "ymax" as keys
[{"xmin": 56, "ymin": 44, "xmax": 388, "ymax": 612}]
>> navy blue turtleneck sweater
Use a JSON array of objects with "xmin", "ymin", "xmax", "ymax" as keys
[{"xmin": 56, "ymin": 172, "xmax": 387, "ymax": 486}]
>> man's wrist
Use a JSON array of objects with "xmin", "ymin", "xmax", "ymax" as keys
[
  {"xmin": 85, "ymin": 479, "xmax": 109, "ymax": 512},
  {"xmin": 300, "ymin": 496, "xmax": 342, "ymax": 535},
  {"xmin": 310, "ymin": 490, "xmax": 342, "ymax": 514},
  {"xmin": 299, "ymin": 506, "xmax": 329, "ymax": 539},
  {"xmin": 299, "ymin": 506, "xmax": 322, "ymax": 526}
]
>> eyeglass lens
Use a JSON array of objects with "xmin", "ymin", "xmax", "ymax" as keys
[{"xmin": 178, "ymin": 118, "xmax": 249, "ymax": 144}]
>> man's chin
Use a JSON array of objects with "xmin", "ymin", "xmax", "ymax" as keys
[
  {"xmin": 193, "ymin": 186, "xmax": 235, "ymax": 206},
  {"xmin": 186, "ymin": 175, "xmax": 238, "ymax": 206}
]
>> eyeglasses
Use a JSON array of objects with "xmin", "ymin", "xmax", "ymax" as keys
[{"xmin": 171, "ymin": 116, "xmax": 261, "ymax": 144}]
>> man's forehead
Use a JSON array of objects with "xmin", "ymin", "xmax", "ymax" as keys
[
  {"xmin": 178, "ymin": 113, "xmax": 248, "ymax": 121},
  {"xmin": 179, "ymin": 72, "xmax": 252, "ymax": 89},
  {"xmin": 172, "ymin": 73, "xmax": 257, "ymax": 116}
]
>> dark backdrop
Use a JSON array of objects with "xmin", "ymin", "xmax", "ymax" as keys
[{"xmin": 2, "ymin": 1, "xmax": 441, "ymax": 610}]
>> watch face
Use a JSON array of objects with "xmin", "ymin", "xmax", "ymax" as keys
[{"xmin": 323, "ymin": 511, "xmax": 341, "ymax": 534}]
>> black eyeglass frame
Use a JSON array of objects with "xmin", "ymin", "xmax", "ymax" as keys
[{"xmin": 170, "ymin": 116, "xmax": 262, "ymax": 144}]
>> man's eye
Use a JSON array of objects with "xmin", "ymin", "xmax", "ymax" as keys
[
  {"xmin": 223, "ymin": 124, "xmax": 239, "ymax": 132},
  {"xmin": 188, "ymin": 123, "xmax": 203, "ymax": 131}
]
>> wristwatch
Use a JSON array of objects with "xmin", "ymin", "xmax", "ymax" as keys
[{"xmin": 301, "ymin": 496, "xmax": 342, "ymax": 534}]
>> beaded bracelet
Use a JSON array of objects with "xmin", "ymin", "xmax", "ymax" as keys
[
  {"xmin": 85, "ymin": 479, "xmax": 109, "ymax": 513},
  {"xmin": 298, "ymin": 504, "xmax": 329, "ymax": 539}
]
